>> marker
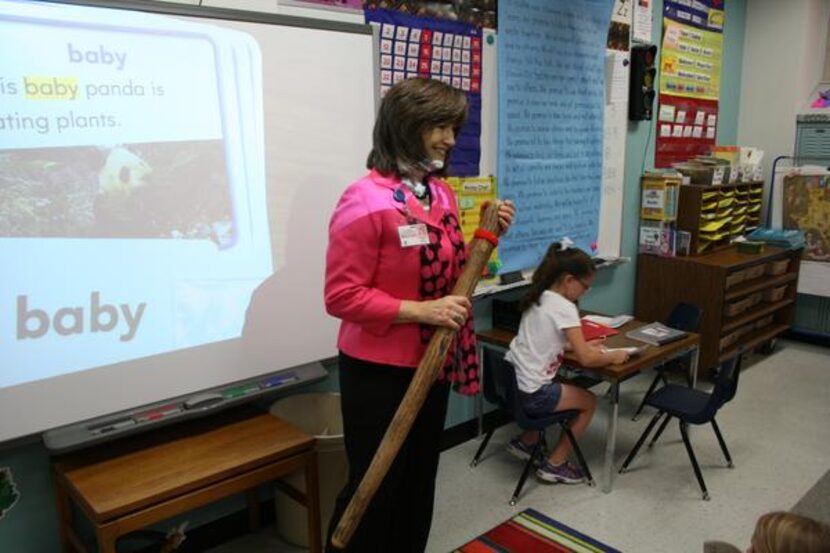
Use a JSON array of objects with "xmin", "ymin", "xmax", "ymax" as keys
[
  {"xmin": 91, "ymin": 418, "xmax": 135, "ymax": 434},
  {"xmin": 223, "ymin": 383, "xmax": 260, "ymax": 399},
  {"xmin": 183, "ymin": 393, "xmax": 224, "ymax": 410},
  {"xmin": 88, "ymin": 417, "xmax": 130, "ymax": 431},
  {"xmin": 261, "ymin": 372, "xmax": 298, "ymax": 389},
  {"xmin": 134, "ymin": 403, "xmax": 182, "ymax": 423}
]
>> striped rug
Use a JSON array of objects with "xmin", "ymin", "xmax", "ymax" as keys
[{"xmin": 452, "ymin": 508, "xmax": 621, "ymax": 553}]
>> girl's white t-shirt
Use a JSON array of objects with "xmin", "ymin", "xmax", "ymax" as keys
[{"xmin": 505, "ymin": 290, "xmax": 581, "ymax": 394}]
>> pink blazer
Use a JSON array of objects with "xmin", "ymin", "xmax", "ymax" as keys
[{"xmin": 325, "ymin": 169, "xmax": 467, "ymax": 369}]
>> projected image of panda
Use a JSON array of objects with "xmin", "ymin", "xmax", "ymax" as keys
[{"xmin": 0, "ymin": 142, "xmax": 235, "ymax": 247}]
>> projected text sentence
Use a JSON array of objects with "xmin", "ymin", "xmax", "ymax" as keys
[{"xmin": 0, "ymin": 45, "xmax": 166, "ymax": 136}]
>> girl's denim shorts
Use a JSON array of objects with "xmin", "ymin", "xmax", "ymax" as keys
[{"xmin": 518, "ymin": 382, "xmax": 562, "ymax": 417}]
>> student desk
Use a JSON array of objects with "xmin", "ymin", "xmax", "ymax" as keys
[
  {"xmin": 52, "ymin": 409, "xmax": 322, "ymax": 553},
  {"xmin": 476, "ymin": 320, "xmax": 700, "ymax": 493}
]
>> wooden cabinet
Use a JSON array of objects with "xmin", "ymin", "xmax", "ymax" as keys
[{"xmin": 635, "ymin": 246, "xmax": 802, "ymax": 377}]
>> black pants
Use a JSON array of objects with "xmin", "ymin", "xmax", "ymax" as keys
[{"xmin": 325, "ymin": 352, "xmax": 450, "ymax": 553}]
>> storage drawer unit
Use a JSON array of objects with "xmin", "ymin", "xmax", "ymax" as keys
[{"xmin": 635, "ymin": 246, "xmax": 802, "ymax": 377}]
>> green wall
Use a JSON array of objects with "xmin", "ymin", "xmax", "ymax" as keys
[{"xmin": 0, "ymin": 1, "xmax": 746, "ymax": 550}]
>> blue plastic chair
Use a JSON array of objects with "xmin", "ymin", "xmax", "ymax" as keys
[
  {"xmin": 471, "ymin": 347, "xmax": 594, "ymax": 505},
  {"xmin": 632, "ymin": 302, "xmax": 703, "ymax": 420},
  {"xmin": 619, "ymin": 355, "xmax": 742, "ymax": 500}
]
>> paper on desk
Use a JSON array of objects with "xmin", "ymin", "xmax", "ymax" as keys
[
  {"xmin": 601, "ymin": 345, "xmax": 648, "ymax": 356},
  {"xmin": 582, "ymin": 314, "xmax": 634, "ymax": 328}
]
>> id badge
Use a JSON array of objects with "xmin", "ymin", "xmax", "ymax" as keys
[{"xmin": 398, "ymin": 223, "xmax": 430, "ymax": 247}]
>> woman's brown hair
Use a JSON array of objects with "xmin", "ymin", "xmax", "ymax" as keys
[
  {"xmin": 367, "ymin": 77, "xmax": 467, "ymax": 177},
  {"xmin": 519, "ymin": 242, "xmax": 595, "ymax": 312}
]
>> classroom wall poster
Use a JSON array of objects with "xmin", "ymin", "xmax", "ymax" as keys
[
  {"xmin": 783, "ymin": 174, "xmax": 830, "ymax": 296},
  {"xmin": 364, "ymin": 8, "xmax": 482, "ymax": 176},
  {"xmin": 659, "ymin": 13, "xmax": 723, "ymax": 99},
  {"xmin": 600, "ymin": 1, "xmax": 632, "ymax": 258},
  {"xmin": 608, "ymin": 0, "xmax": 632, "ymax": 51},
  {"xmin": 497, "ymin": 0, "xmax": 613, "ymax": 272},
  {"xmin": 446, "ymin": 176, "xmax": 501, "ymax": 276},
  {"xmin": 655, "ymin": 0, "xmax": 724, "ymax": 167},
  {"xmin": 633, "ymin": 0, "xmax": 653, "ymax": 43},
  {"xmin": 655, "ymin": 94, "xmax": 718, "ymax": 167}
]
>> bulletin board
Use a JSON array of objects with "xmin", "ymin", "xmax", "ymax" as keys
[{"xmin": 361, "ymin": 2, "xmax": 627, "ymax": 268}]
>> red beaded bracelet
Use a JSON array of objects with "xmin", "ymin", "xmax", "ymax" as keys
[{"xmin": 474, "ymin": 228, "xmax": 499, "ymax": 247}]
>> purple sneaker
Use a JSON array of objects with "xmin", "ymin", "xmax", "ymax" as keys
[
  {"xmin": 536, "ymin": 460, "xmax": 585, "ymax": 484},
  {"xmin": 506, "ymin": 437, "xmax": 536, "ymax": 462}
]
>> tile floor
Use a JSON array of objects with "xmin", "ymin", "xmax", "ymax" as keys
[{"xmin": 208, "ymin": 339, "xmax": 830, "ymax": 552}]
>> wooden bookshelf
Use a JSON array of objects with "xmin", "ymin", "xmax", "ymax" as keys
[{"xmin": 635, "ymin": 245, "xmax": 802, "ymax": 377}]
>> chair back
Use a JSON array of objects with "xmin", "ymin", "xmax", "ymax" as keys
[
  {"xmin": 481, "ymin": 347, "xmax": 513, "ymax": 411},
  {"xmin": 666, "ymin": 302, "xmax": 703, "ymax": 332},
  {"xmin": 481, "ymin": 348, "xmax": 555, "ymax": 430},
  {"xmin": 700, "ymin": 355, "xmax": 742, "ymax": 419}
]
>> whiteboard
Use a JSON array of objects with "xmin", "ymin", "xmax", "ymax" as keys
[{"xmin": 0, "ymin": 0, "xmax": 375, "ymax": 442}]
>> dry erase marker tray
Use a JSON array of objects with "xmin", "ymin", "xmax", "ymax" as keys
[{"xmin": 42, "ymin": 362, "xmax": 326, "ymax": 453}]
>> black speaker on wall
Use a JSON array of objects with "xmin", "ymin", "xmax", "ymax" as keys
[{"xmin": 629, "ymin": 44, "xmax": 658, "ymax": 121}]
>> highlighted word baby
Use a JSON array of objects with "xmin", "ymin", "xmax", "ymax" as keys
[{"xmin": 24, "ymin": 76, "xmax": 79, "ymax": 100}]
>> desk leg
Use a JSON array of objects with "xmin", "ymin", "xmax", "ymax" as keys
[
  {"xmin": 53, "ymin": 471, "xmax": 74, "ymax": 553},
  {"xmin": 689, "ymin": 346, "xmax": 700, "ymax": 389},
  {"xmin": 246, "ymin": 489, "xmax": 261, "ymax": 532},
  {"xmin": 96, "ymin": 526, "xmax": 119, "ymax": 553},
  {"xmin": 305, "ymin": 451, "xmax": 322, "ymax": 553},
  {"xmin": 602, "ymin": 381, "xmax": 620, "ymax": 494},
  {"xmin": 476, "ymin": 342, "xmax": 484, "ymax": 438}
]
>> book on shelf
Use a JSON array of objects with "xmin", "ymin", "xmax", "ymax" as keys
[
  {"xmin": 580, "ymin": 319, "xmax": 619, "ymax": 341},
  {"xmin": 625, "ymin": 322, "xmax": 688, "ymax": 346}
]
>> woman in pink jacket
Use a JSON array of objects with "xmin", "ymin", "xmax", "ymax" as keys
[{"xmin": 324, "ymin": 77, "xmax": 513, "ymax": 552}]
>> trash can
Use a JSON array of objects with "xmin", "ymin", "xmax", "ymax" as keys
[{"xmin": 269, "ymin": 392, "xmax": 346, "ymax": 547}]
